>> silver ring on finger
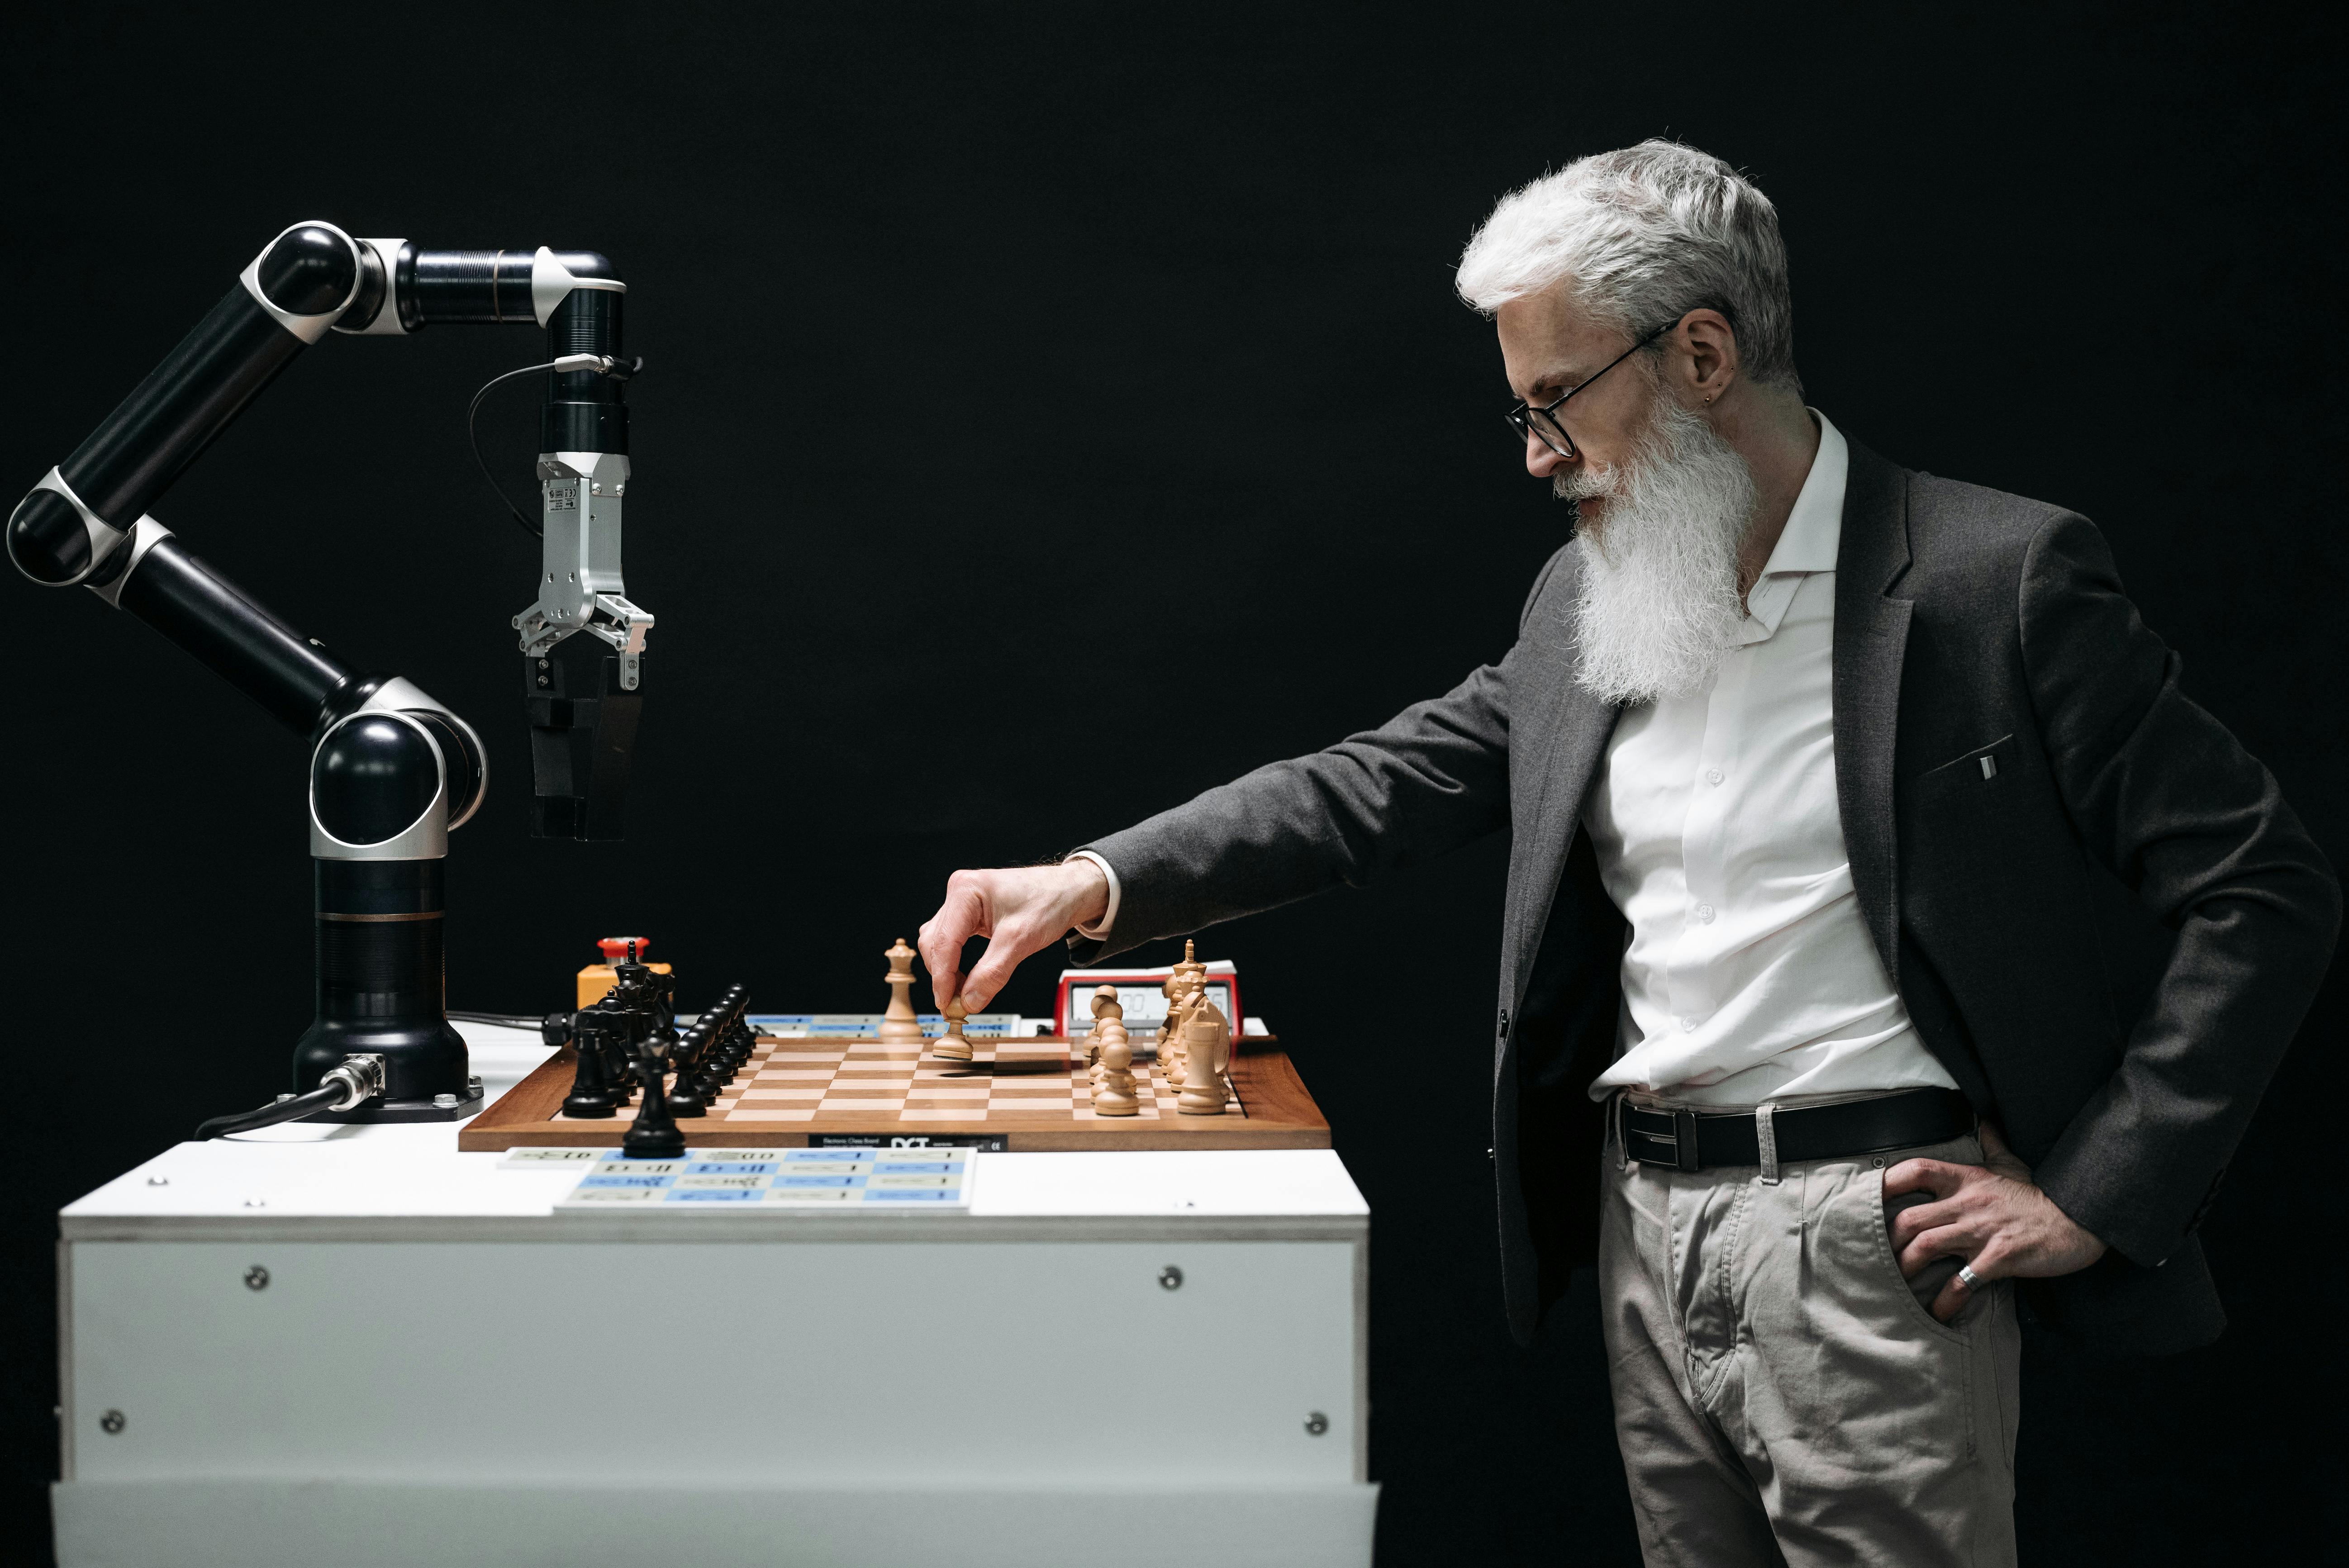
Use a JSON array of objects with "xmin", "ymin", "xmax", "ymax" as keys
[{"xmin": 1954, "ymin": 1263, "xmax": 1981, "ymax": 1291}]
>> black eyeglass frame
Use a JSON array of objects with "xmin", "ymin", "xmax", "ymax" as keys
[{"xmin": 1504, "ymin": 315, "xmax": 1684, "ymax": 460}]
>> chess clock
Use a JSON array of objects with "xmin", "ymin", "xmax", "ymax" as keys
[{"xmin": 1054, "ymin": 959, "xmax": 1243, "ymax": 1038}]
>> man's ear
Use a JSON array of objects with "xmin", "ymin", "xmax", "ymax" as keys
[{"xmin": 1672, "ymin": 308, "xmax": 1740, "ymax": 405}]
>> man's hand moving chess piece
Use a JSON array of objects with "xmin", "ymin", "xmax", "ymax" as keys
[{"xmin": 918, "ymin": 860, "xmax": 1109, "ymax": 1012}]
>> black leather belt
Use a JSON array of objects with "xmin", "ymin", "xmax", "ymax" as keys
[{"xmin": 1616, "ymin": 1088, "xmax": 1973, "ymax": 1173}]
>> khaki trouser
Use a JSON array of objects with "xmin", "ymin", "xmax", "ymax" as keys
[{"xmin": 1599, "ymin": 1102, "xmax": 2021, "ymax": 1568}]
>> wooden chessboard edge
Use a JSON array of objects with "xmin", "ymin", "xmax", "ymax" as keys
[{"xmin": 1229, "ymin": 1049, "xmax": 1327, "ymax": 1132}]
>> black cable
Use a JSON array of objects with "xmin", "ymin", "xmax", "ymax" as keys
[
  {"xmin": 466, "ymin": 354, "xmax": 646, "ymax": 541},
  {"xmin": 195, "ymin": 1083, "xmax": 342, "ymax": 1141},
  {"xmin": 466, "ymin": 362, "xmax": 557, "ymax": 538}
]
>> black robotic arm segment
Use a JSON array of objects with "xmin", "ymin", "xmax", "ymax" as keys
[
  {"xmin": 5, "ymin": 222, "xmax": 361, "ymax": 586},
  {"xmin": 104, "ymin": 530, "xmax": 362, "ymax": 735}
]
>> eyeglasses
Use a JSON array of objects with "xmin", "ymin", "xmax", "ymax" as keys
[{"xmin": 1504, "ymin": 317, "xmax": 1681, "ymax": 461}]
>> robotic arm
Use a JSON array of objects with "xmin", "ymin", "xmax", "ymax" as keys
[{"xmin": 7, "ymin": 221, "xmax": 655, "ymax": 1125}]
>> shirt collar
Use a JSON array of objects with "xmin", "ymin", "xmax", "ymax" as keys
[{"xmin": 1736, "ymin": 409, "xmax": 1847, "ymax": 643}]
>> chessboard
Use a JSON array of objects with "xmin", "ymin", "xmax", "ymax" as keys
[{"xmin": 459, "ymin": 1035, "xmax": 1331, "ymax": 1153}]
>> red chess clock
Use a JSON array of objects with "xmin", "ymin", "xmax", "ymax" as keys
[{"xmin": 1055, "ymin": 958, "xmax": 1243, "ymax": 1039}]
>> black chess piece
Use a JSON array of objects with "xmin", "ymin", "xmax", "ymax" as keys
[
  {"xmin": 587, "ymin": 1008, "xmax": 638, "ymax": 1107},
  {"xmin": 651, "ymin": 967, "xmax": 678, "ymax": 1037},
  {"xmin": 621, "ymin": 1034, "xmax": 687, "ymax": 1159},
  {"xmin": 666, "ymin": 1018, "xmax": 709, "ymax": 1117},
  {"xmin": 611, "ymin": 941, "xmax": 654, "ymax": 1009},
  {"xmin": 594, "ymin": 1010, "xmax": 635, "ymax": 1106},
  {"xmin": 688, "ymin": 1047, "xmax": 724, "ymax": 1102},
  {"xmin": 717, "ymin": 994, "xmax": 751, "ymax": 1066},
  {"xmin": 605, "ymin": 941, "xmax": 662, "ymax": 1104},
  {"xmin": 561, "ymin": 1014, "xmax": 623, "ymax": 1118}
]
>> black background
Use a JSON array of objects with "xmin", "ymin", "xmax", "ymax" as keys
[{"xmin": 6, "ymin": 3, "xmax": 2343, "ymax": 1561}]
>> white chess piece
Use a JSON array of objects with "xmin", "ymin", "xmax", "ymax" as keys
[
  {"xmin": 878, "ymin": 936, "xmax": 925, "ymax": 1044},
  {"xmin": 1159, "ymin": 973, "xmax": 1190, "ymax": 1089},
  {"xmin": 1085, "ymin": 984, "xmax": 1120, "ymax": 1086},
  {"xmin": 1097, "ymin": 1012, "xmax": 1130, "ymax": 1102},
  {"xmin": 932, "ymin": 993, "xmax": 974, "ymax": 1062},
  {"xmin": 1176, "ymin": 1003, "xmax": 1230, "ymax": 1115},
  {"xmin": 1204, "ymin": 999, "xmax": 1233, "ymax": 1105},
  {"xmin": 1093, "ymin": 1036, "xmax": 1139, "ymax": 1116}
]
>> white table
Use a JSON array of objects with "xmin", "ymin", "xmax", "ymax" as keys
[{"xmin": 52, "ymin": 1027, "xmax": 1377, "ymax": 1567}]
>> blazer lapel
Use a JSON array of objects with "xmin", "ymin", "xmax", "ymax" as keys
[{"xmin": 1834, "ymin": 441, "xmax": 1915, "ymax": 980}]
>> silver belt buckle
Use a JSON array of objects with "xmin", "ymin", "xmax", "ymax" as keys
[{"xmin": 1617, "ymin": 1097, "xmax": 1700, "ymax": 1172}]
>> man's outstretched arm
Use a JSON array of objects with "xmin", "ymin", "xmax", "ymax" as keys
[
  {"xmin": 921, "ymin": 647, "xmax": 1551, "ymax": 1010},
  {"xmin": 918, "ymin": 543, "xmax": 1585, "ymax": 1010}
]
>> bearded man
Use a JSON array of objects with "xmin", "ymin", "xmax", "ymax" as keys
[{"xmin": 915, "ymin": 141, "xmax": 2338, "ymax": 1564}]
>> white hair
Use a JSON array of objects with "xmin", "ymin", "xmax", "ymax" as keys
[
  {"xmin": 1455, "ymin": 139, "xmax": 1800, "ymax": 391},
  {"xmin": 1557, "ymin": 376, "xmax": 1759, "ymax": 704}
]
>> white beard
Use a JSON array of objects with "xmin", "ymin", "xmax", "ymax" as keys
[{"xmin": 1558, "ymin": 398, "xmax": 1759, "ymax": 706}]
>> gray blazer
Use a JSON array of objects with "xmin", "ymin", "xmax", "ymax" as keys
[{"xmin": 1071, "ymin": 440, "xmax": 2339, "ymax": 1354}]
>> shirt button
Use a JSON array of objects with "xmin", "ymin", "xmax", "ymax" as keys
[
  {"xmin": 1696, "ymin": 903, "xmax": 1716, "ymax": 922},
  {"xmin": 1705, "ymin": 769, "xmax": 1724, "ymax": 785},
  {"xmin": 1679, "ymin": 1017, "xmax": 1697, "ymax": 1033}
]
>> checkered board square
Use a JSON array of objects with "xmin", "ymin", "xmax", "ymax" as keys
[
  {"xmin": 546, "ymin": 1146, "xmax": 974, "ymax": 1211},
  {"xmin": 547, "ymin": 1040, "xmax": 1239, "ymax": 1129}
]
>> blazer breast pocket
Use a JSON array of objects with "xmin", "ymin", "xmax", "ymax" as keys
[{"xmin": 1905, "ymin": 733, "xmax": 2020, "ymax": 811}]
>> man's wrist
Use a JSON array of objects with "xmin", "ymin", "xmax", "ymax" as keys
[{"xmin": 1064, "ymin": 851, "xmax": 1120, "ymax": 939}]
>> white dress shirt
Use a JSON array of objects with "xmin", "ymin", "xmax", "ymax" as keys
[
  {"xmin": 1581, "ymin": 413, "xmax": 1958, "ymax": 1107},
  {"xmin": 1067, "ymin": 849, "xmax": 1122, "ymax": 940}
]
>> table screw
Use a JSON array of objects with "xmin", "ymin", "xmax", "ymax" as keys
[
  {"xmin": 146, "ymin": 1176, "xmax": 168, "ymax": 1187},
  {"xmin": 433, "ymin": 1093, "xmax": 461, "ymax": 1109},
  {"xmin": 99, "ymin": 1411, "xmax": 125, "ymax": 1435},
  {"xmin": 1305, "ymin": 1412, "xmax": 1329, "ymax": 1436},
  {"xmin": 1158, "ymin": 1266, "xmax": 1183, "ymax": 1292},
  {"xmin": 244, "ymin": 1266, "xmax": 270, "ymax": 1292}
]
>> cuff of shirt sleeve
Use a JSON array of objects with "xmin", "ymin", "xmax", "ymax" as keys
[{"xmin": 1065, "ymin": 851, "xmax": 1121, "ymax": 941}]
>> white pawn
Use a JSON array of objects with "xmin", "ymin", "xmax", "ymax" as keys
[
  {"xmin": 1085, "ymin": 984, "xmax": 1120, "ymax": 1086},
  {"xmin": 1094, "ymin": 1036, "xmax": 1139, "ymax": 1117},
  {"xmin": 1097, "ymin": 1012, "xmax": 1130, "ymax": 1100},
  {"xmin": 932, "ymin": 993, "xmax": 974, "ymax": 1062}
]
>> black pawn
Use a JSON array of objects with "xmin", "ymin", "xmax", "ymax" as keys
[
  {"xmin": 621, "ymin": 1042, "xmax": 688, "ymax": 1159},
  {"xmin": 667, "ymin": 1021, "xmax": 709, "ymax": 1117}
]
